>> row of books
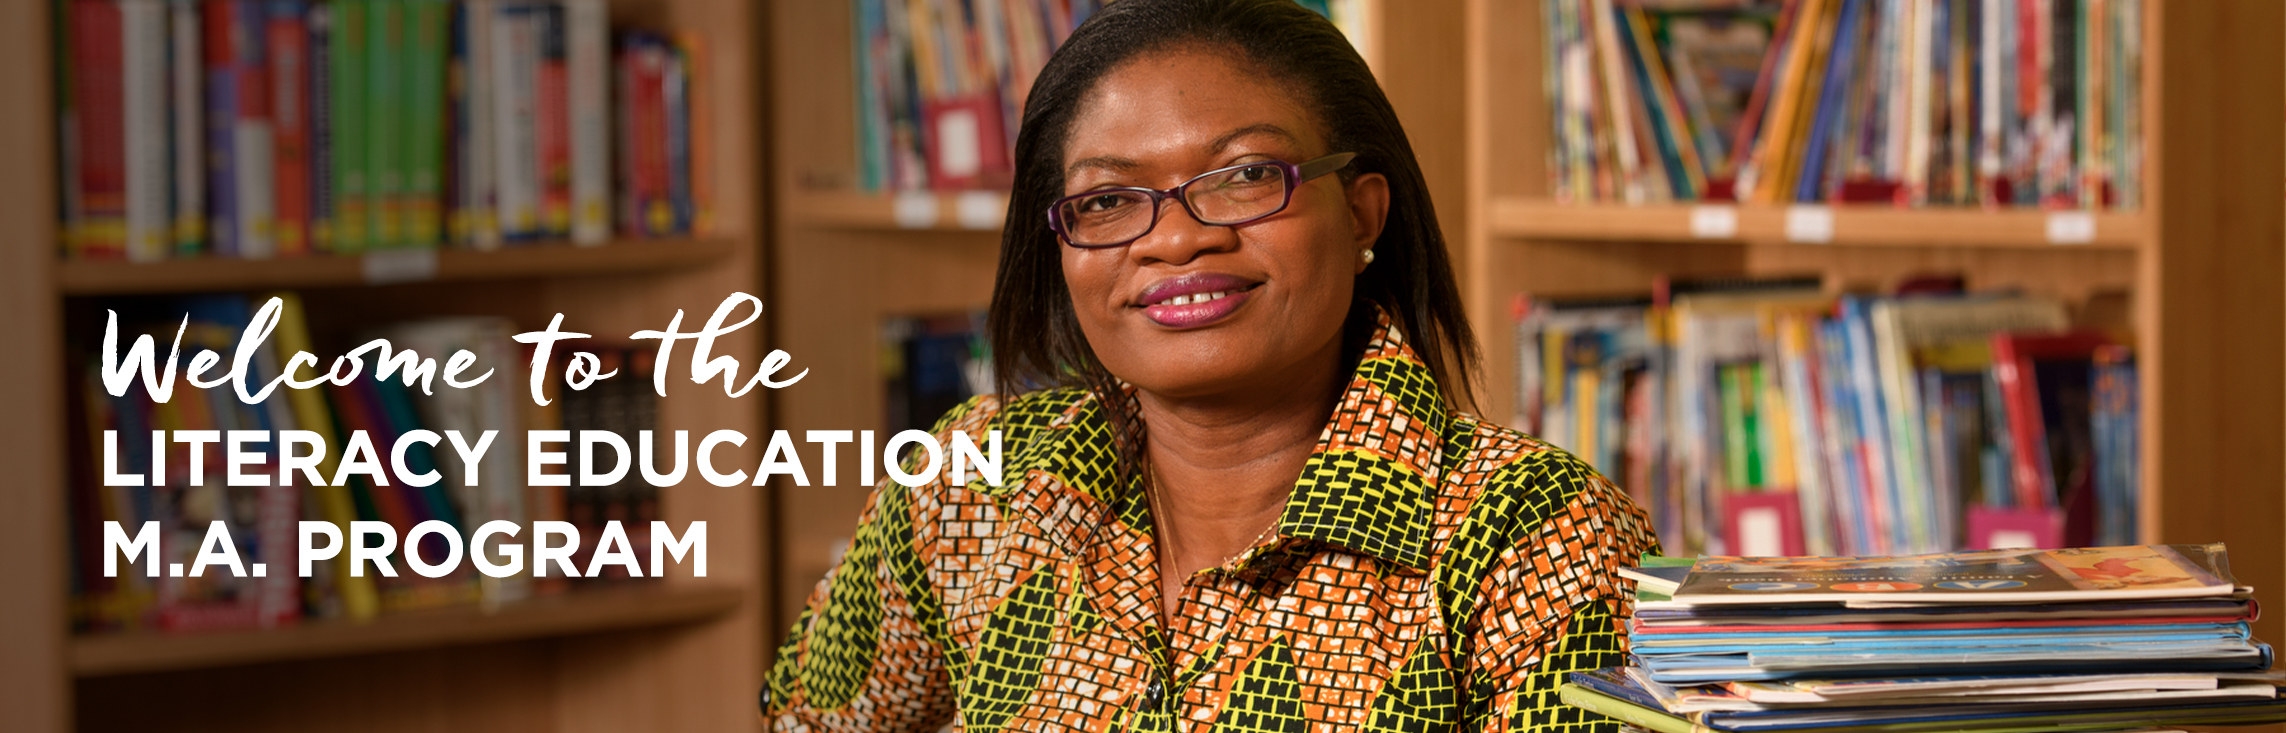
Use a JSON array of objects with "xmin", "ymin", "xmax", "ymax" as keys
[
  {"xmin": 62, "ymin": 0, "xmax": 710, "ymax": 263},
  {"xmin": 1540, "ymin": 0, "xmax": 2142, "ymax": 210},
  {"xmin": 881, "ymin": 310, "xmax": 992, "ymax": 435},
  {"xmin": 70, "ymin": 293, "xmax": 661, "ymax": 632},
  {"xmin": 1571, "ymin": 545, "xmax": 2286, "ymax": 733},
  {"xmin": 1516, "ymin": 275, "xmax": 2137, "ymax": 559},
  {"xmin": 850, "ymin": 0, "xmax": 1369, "ymax": 192}
]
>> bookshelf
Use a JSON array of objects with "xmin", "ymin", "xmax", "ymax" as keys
[
  {"xmin": 1463, "ymin": 0, "xmax": 2283, "ymax": 644},
  {"xmin": 764, "ymin": 0, "xmax": 1471, "ymax": 632},
  {"xmin": 0, "ymin": 0, "xmax": 770, "ymax": 730}
]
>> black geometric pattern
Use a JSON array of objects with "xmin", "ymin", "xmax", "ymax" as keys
[{"xmin": 766, "ymin": 308, "xmax": 1660, "ymax": 733}]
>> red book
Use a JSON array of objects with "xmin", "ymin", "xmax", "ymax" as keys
[
  {"xmin": 268, "ymin": 4, "xmax": 313, "ymax": 256},
  {"xmin": 536, "ymin": 8, "xmax": 571, "ymax": 238},
  {"xmin": 70, "ymin": 0, "xmax": 127, "ymax": 260},
  {"xmin": 617, "ymin": 38, "xmax": 671, "ymax": 236},
  {"xmin": 921, "ymin": 92, "xmax": 1011, "ymax": 190},
  {"xmin": 1991, "ymin": 330, "xmax": 2114, "ymax": 546}
]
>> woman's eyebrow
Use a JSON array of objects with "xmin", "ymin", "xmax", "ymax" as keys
[
  {"xmin": 1066, "ymin": 155, "xmax": 1142, "ymax": 177},
  {"xmin": 1209, "ymin": 123, "xmax": 1298, "ymax": 153}
]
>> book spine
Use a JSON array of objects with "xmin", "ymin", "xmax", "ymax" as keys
[
  {"xmin": 71, "ymin": 0, "xmax": 126, "ymax": 260},
  {"xmin": 307, "ymin": 4, "xmax": 332, "ymax": 253},
  {"xmin": 327, "ymin": 0, "xmax": 366, "ymax": 253},
  {"xmin": 403, "ymin": 0, "xmax": 445, "ymax": 248},
  {"xmin": 492, "ymin": 5, "xmax": 539, "ymax": 241},
  {"xmin": 631, "ymin": 39, "xmax": 671, "ymax": 235},
  {"xmin": 202, "ymin": 2, "xmax": 240, "ymax": 257},
  {"xmin": 1990, "ymin": 335, "xmax": 2055, "ymax": 509},
  {"xmin": 264, "ymin": 292, "xmax": 379, "ymax": 619},
  {"xmin": 122, "ymin": 0, "xmax": 170, "ymax": 263},
  {"xmin": 229, "ymin": 0, "xmax": 277, "ymax": 260},
  {"xmin": 665, "ymin": 41, "xmax": 694, "ymax": 233},
  {"xmin": 455, "ymin": 0, "xmax": 501, "ymax": 249},
  {"xmin": 367, "ymin": 0, "xmax": 402, "ymax": 248},
  {"xmin": 266, "ymin": 1, "xmax": 312, "ymax": 257},
  {"xmin": 566, "ymin": 0, "xmax": 608, "ymax": 244},
  {"xmin": 168, "ymin": 0, "xmax": 205, "ymax": 257},
  {"xmin": 534, "ymin": 3, "xmax": 569, "ymax": 238}
]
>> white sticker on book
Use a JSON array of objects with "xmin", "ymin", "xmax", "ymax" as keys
[
  {"xmin": 2046, "ymin": 211, "xmax": 2097, "ymax": 244},
  {"xmin": 363, "ymin": 249, "xmax": 440, "ymax": 285},
  {"xmin": 1986, "ymin": 529, "xmax": 2038, "ymax": 550},
  {"xmin": 1689, "ymin": 205, "xmax": 1738, "ymax": 239},
  {"xmin": 893, "ymin": 192, "xmax": 939, "ymax": 229},
  {"xmin": 1738, "ymin": 507, "xmax": 1785, "ymax": 557},
  {"xmin": 936, "ymin": 109, "xmax": 983, "ymax": 180},
  {"xmin": 955, "ymin": 191, "xmax": 1004, "ymax": 230},
  {"xmin": 1784, "ymin": 205, "xmax": 1834, "ymax": 244}
]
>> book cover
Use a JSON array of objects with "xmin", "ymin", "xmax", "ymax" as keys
[{"xmin": 1664, "ymin": 544, "xmax": 2236, "ymax": 606}]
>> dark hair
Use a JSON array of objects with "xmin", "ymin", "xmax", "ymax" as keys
[{"xmin": 986, "ymin": 0, "xmax": 1479, "ymax": 435}]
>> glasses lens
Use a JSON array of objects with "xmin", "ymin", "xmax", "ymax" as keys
[
  {"xmin": 1186, "ymin": 163, "xmax": 1291, "ymax": 224},
  {"xmin": 1058, "ymin": 191, "xmax": 1157, "ymax": 246}
]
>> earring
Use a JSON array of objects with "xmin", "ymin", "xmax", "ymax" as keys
[{"xmin": 1360, "ymin": 249, "xmax": 1376, "ymax": 265}]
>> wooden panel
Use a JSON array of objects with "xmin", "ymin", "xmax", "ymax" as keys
[
  {"xmin": 57, "ymin": 239, "xmax": 736, "ymax": 296},
  {"xmin": 0, "ymin": 0, "xmax": 67, "ymax": 728},
  {"xmin": 78, "ymin": 639, "xmax": 563, "ymax": 733},
  {"xmin": 2147, "ymin": 0, "xmax": 2286, "ymax": 649},
  {"xmin": 1491, "ymin": 199, "xmax": 2147, "ymax": 249},
  {"xmin": 73, "ymin": 586, "xmax": 742, "ymax": 677}
]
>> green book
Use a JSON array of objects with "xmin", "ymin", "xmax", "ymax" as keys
[
  {"xmin": 403, "ymin": 0, "xmax": 446, "ymax": 248},
  {"xmin": 330, "ymin": 0, "xmax": 369, "ymax": 253},
  {"xmin": 1719, "ymin": 363, "xmax": 1751, "ymax": 490},
  {"xmin": 367, "ymin": 0, "xmax": 404, "ymax": 248}
]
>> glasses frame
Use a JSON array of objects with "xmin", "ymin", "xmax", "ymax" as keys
[{"xmin": 1046, "ymin": 152, "xmax": 1358, "ymax": 249}]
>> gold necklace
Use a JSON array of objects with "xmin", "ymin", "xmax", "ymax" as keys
[{"xmin": 1145, "ymin": 461, "xmax": 1282, "ymax": 573}]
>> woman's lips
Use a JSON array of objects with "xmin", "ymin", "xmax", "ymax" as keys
[
  {"xmin": 1142, "ymin": 286, "xmax": 1253, "ymax": 328},
  {"xmin": 1134, "ymin": 272, "xmax": 1261, "ymax": 329}
]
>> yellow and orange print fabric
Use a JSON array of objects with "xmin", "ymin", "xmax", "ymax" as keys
[{"xmin": 765, "ymin": 311, "xmax": 1659, "ymax": 733}]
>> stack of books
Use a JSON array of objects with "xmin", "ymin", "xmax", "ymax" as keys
[{"xmin": 1565, "ymin": 545, "xmax": 2286, "ymax": 733}]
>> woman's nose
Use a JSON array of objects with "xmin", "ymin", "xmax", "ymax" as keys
[{"xmin": 1125, "ymin": 198, "xmax": 1240, "ymax": 266}]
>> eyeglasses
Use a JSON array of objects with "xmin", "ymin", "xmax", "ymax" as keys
[{"xmin": 1047, "ymin": 152, "xmax": 1357, "ymax": 248}]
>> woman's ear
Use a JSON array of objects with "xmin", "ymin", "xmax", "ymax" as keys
[{"xmin": 1344, "ymin": 172, "xmax": 1391, "ymax": 274}]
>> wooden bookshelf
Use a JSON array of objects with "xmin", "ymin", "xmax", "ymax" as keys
[
  {"xmin": 1463, "ymin": 0, "xmax": 2283, "ymax": 647},
  {"xmin": 1488, "ymin": 200, "xmax": 2147, "ymax": 250},
  {"xmin": 765, "ymin": 0, "xmax": 1471, "ymax": 635},
  {"xmin": 56, "ymin": 238, "xmax": 737, "ymax": 295},
  {"xmin": 0, "ymin": 0, "xmax": 772, "ymax": 730},
  {"xmin": 72, "ymin": 585, "xmax": 742, "ymax": 678}
]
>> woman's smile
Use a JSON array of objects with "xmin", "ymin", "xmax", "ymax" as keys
[{"xmin": 1135, "ymin": 272, "xmax": 1263, "ymax": 328}]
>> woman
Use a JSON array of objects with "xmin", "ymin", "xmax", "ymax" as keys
[{"xmin": 766, "ymin": 1, "xmax": 1657, "ymax": 730}]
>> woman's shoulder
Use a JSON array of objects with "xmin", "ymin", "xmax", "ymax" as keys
[
  {"xmin": 925, "ymin": 386, "xmax": 1094, "ymax": 442},
  {"xmin": 1440, "ymin": 413, "xmax": 1655, "ymax": 538}
]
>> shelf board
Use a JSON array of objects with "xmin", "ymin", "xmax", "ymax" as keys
[
  {"xmin": 71, "ymin": 584, "xmax": 743, "ymax": 677},
  {"xmin": 1489, "ymin": 199, "xmax": 2146, "ymax": 250},
  {"xmin": 787, "ymin": 190, "xmax": 1010, "ymax": 232},
  {"xmin": 55, "ymin": 237, "xmax": 738, "ymax": 296}
]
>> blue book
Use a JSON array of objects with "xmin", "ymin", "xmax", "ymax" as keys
[{"xmin": 1793, "ymin": 0, "xmax": 1865, "ymax": 202}]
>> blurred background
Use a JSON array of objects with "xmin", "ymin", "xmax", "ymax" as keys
[{"xmin": 0, "ymin": 0, "xmax": 2277, "ymax": 730}]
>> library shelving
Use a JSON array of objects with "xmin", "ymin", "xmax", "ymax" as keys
[
  {"xmin": 765, "ymin": 0, "xmax": 1470, "ymax": 632},
  {"xmin": 0, "ymin": 0, "xmax": 770, "ymax": 730},
  {"xmin": 56, "ymin": 238, "xmax": 737, "ymax": 295},
  {"xmin": 1462, "ymin": 0, "xmax": 2282, "ymax": 642}
]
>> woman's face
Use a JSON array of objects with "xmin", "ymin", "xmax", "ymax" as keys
[{"xmin": 1058, "ymin": 47, "xmax": 1389, "ymax": 401}]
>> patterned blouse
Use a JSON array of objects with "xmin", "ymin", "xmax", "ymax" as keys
[{"xmin": 764, "ymin": 311, "xmax": 1660, "ymax": 732}]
